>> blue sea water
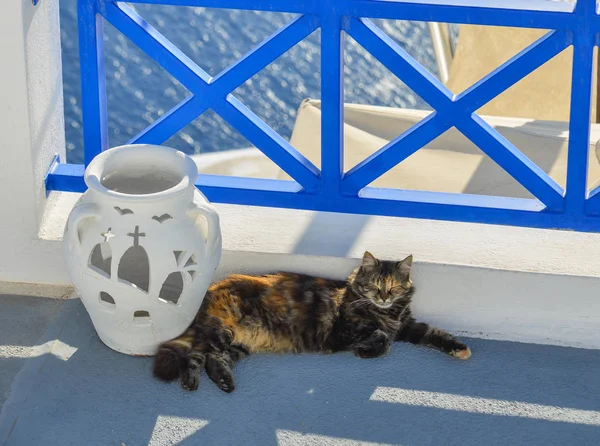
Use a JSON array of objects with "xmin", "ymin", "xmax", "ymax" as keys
[{"xmin": 59, "ymin": 1, "xmax": 438, "ymax": 164}]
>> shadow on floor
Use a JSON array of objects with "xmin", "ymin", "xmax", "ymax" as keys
[
  {"xmin": 1, "ymin": 299, "xmax": 600, "ymax": 446},
  {"xmin": 0, "ymin": 295, "xmax": 65, "ymax": 408}
]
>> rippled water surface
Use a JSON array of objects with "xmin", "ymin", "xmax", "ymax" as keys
[{"xmin": 60, "ymin": 1, "xmax": 438, "ymax": 163}]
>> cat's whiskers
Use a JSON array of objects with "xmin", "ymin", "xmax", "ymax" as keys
[
  {"xmin": 396, "ymin": 304, "xmax": 409, "ymax": 319},
  {"xmin": 347, "ymin": 299, "xmax": 373, "ymax": 311}
]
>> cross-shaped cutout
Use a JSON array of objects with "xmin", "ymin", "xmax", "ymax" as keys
[
  {"xmin": 127, "ymin": 226, "xmax": 146, "ymax": 247},
  {"xmin": 101, "ymin": 228, "xmax": 115, "ymax": 243}
]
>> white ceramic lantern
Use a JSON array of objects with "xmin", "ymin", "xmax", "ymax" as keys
[{"xmin": 64, "ymin": 144, "xmax": 222, "ymax": 356}]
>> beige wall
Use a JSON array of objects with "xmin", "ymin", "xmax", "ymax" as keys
[{"xmin": 446, "ymin": 25, "xmax": 598, "ymax": 123}]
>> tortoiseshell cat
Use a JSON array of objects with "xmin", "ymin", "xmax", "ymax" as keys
[{"xmin": 153, "ymin": 252, "xmax": 471, "ymax": 392}]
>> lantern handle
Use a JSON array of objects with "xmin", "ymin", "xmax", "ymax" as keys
[
  {"xmin": 66, "ymin": 203, "xmax": 101, "ymax": 249},
  {"xmin": 187, "ymin": 195, "xmax": 221, "ymax": 266}
]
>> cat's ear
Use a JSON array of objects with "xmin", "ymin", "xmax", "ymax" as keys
[
  {"xmin": 396, "ymin": 255, "xmax": 413, "ymax": 276},
  {"xmin": 361, "ymin": 251, "xmax": 379, "ymax": 270}
]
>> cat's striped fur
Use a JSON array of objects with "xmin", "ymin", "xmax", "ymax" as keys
[{"xmin": 153, "ymin": 252, "xmax": 471, "ymax": 392}]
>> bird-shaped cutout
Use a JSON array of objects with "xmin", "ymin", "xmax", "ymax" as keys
[
  {"xmin": 152, "ymin": 214, "xmax": 173, "ymax": 224},
  {"xmin": 114, "ymin": 207, "xmax": 134, "ymax": 215}
]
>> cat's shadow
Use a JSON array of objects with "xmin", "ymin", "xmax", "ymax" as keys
[{"xmin": 3, "ymin": 299, "xmax": 600, "ymax": 446}]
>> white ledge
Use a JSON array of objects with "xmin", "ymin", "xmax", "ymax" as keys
[
  {"xmin": 35, "ymin": 190, "xmax": 600, "ymax": 279},
  {"xmin": 0, "ymin": 190, "xmax": 596, "ymax": 350}
]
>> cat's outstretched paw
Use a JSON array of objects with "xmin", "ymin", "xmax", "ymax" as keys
[
  {"xmin": 354, "ymin": 330, "xmax": 391, "ymax": 359},
  {"xmin": 205, "ymin": 354, "xmax": 236, "ymax": 393},
  {"xmin": 449, "ymin": 346, "xmax": 471, "ymax": 360},
  {"xmin": 214, "ymin": 374, "xmax": 236, "ymax": 393},
  {"xmin": 180, "ymin": 373, "xmax": 200, "ymax": 391},
  {"xmin": 178, "ymin": 354, "xmax": 205, "ymax": 391}
]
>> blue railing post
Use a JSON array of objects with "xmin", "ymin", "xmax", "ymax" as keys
[
  {"xmin": 566, "ymin": 0, "xmax": 596, "ymax": 218},
  {"xmin": 320, "ymin": 1, "xmax": 344, "ymax": 197},
  {"xmin": 78, "ymin": 0, "xmax": 109, "ymax": 166}
]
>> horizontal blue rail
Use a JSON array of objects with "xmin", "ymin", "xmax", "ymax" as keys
[{"xmin": 46, "ymin": 0, "xmax": 600, "ymax": 232}]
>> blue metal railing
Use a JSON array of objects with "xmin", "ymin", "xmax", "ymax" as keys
[{"xmin": 46, "ymin": 0, "xmax": 600, "ymax": 232}]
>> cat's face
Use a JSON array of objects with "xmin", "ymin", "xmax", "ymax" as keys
[{"xmin": 351, "ymin": 251, "xmax": 413, "ymax": 309}]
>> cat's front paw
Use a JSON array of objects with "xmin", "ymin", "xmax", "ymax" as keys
[
  {"xmin": 444, "ymin": 339, "xmax": 471, "ymax": 360},
  {"xmin": 354, "ymin": 330, "xmax": 391, "ymax": 359},
  {"xmin": 214, "ymin": 373, "xmax": 236, "ymax": 393},
  {"xmin": 449, "ymin": 346, "xmax": 471, "ymax": 360},
  {"xmin": 180, "ymin": 372, "xmax": 200, "ymax": 391},
  {"xmin": 205, "ymin": 354, "xmax": 236, "ymax": 393}
]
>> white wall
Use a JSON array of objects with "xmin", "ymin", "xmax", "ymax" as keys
[{"xmin": 0, "ymin": 0, "xmax": 66, "ymax": 285}]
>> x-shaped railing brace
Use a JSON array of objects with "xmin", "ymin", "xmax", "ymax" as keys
[
  {"xmin": 103, "ymin": 2, "xmax": 321, "ymax": 192},
  {"xmin": 342, "ymin": 18, "xmax": 569, "ymax": 211},
  {"xmin": 105, "ymin": 2, "xmax": 574, "ymax": 211}
]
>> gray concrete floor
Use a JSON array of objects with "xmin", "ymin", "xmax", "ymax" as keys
[
  {"xmin": 1, "ymin": 297, "xmax": 599, "ymax": 446},
  {"xmin": 0, "ymin": 295, "xmax": 65, "ymax": 409}
]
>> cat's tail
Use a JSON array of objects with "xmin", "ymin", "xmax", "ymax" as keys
[{"xmin": 153, "ymin": 328, "xmax": 196, "ymax": 382}]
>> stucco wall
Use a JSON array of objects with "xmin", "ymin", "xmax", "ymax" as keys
[{"xmin": 0, "ymin": 0, "xmax": 66, "ymax": 285}]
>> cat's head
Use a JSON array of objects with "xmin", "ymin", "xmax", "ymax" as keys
[{"xmin": 349, "ymin": 251, "xmax": 414, "ymax": 309}]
